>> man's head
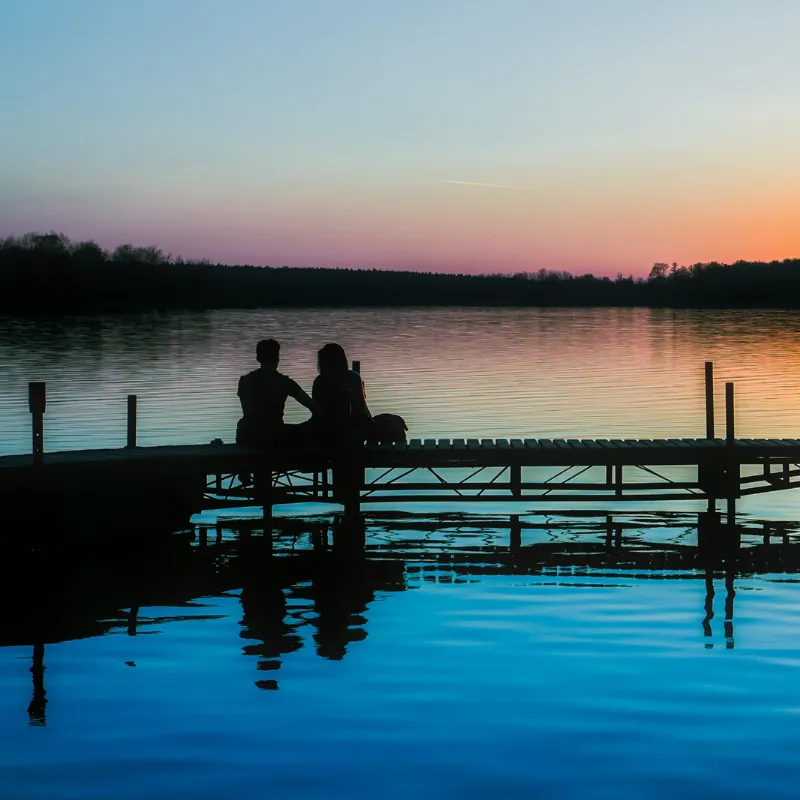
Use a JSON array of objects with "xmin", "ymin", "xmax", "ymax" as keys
[{"xmin": 256, "ymin": 338, "xmax": 280, "ymax": 366}]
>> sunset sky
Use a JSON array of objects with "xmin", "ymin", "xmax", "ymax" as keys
[{"xmin": 2, "ymin": 0, "xmax": 799, "ymax": 275}]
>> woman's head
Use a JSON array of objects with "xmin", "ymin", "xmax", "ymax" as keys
[{"xmin": 317, "ymin": 342, "xmax": 348, "ymax": 374}]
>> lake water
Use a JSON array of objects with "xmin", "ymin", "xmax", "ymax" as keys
[{"xmin": 3, "ymin": 307, "xmax": 800, "ymax": 797}]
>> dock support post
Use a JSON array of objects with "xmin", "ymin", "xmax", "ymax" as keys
[
  {"xmin": 724, "ymin": 381, "xmax": 739, "ymax": 546},
  {"xmin": 705, "ymin": 362, "xmax": 715, "ymax": 439},
  {"xmin": 346, "ymin": 359, "xmax": 362, "ymax": 517},
  {"xmin": 126, "ymin": 394, "xmax": 137, "ymax": 448},
  {"xmin": 510, "ymin": 464, "xmax": 521, "ymax": 498},
  {"xmin": 614, "ymin": 464, "xmax": 623, "ymax": 497},
  {"xmin": 257, "ymin": 465, "xmax": 274, "ymax": 527},
  {"xmin": 28, "ymin": 382, "xmax": 46, "ymax": 465},
  {"xmin": 343, "ymin": 450, "xmax": 363, "ymax": 517},
  {"xmin": 727, "ymin": 496, "xmax": 737, "ymax": 535}
]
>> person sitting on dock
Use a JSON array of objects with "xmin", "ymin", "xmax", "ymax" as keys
[
  {"xmin": 312, "ymin": 343, "xmax": 374, "ymax": 446},
  {"xmin": 236, "ymin": 338, "xmax": 321, "ymax": 449},
  {"xmin": 311, "ymin": 343, "xmax": 374, "ymax": 506}
]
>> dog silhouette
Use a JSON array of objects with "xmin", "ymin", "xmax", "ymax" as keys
[{"xmin": 367, "ymin": 413, "xmax": 408, "ymax": 445}]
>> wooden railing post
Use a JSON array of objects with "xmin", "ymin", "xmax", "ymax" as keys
[
  {"xmin": 127, "ymin": 394, "xmax": 137, "ymax": 448},
  {"xmin": 28, "ymin": 382, "xmax": 46, "ymax": 465},
  {"xmin": 705, "ymin": 362, "xmax": 715, "ymax": 439}
]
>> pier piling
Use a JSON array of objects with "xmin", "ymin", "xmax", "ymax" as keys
[
  {"xmin": 28, "ymin": 382, "xmax": 46, "ymax": 466},
  {"xmin": 705, "ymin": 362, "xmax": 715, "ymax": 439},
  {"xmin": 127, "ymin": 394, "xmax": 137, "ymax": 448},
  {"xmin": 725, "ymin": 382, "xmax": 735, "ymax": 444}
]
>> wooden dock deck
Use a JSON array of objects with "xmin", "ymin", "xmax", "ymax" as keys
[{"xmin": 3, "ymin": 436, "xmax": 800, "ymax": 525}]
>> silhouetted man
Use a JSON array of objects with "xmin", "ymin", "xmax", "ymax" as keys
[{"xmin": 236, "ymin": 339, "xmax": 320, "ymax": 448}]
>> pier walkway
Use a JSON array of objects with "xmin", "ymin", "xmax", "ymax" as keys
[
  {"xmin": 3, "ymin": 436, "xmax": 800, "ymax": 522},
  {"xmin": 4, "ymin": 364, "xmax": 800, "ymax": 526}
]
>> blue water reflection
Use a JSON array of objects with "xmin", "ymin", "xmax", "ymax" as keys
[{"xmin": 2, "ymin": 513, "xmax": 800, "ymax": 798}]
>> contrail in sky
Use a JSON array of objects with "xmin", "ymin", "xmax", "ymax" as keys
[{"xmin": 445, "ymin": 180, "xmax": 528, "ymax": 191}]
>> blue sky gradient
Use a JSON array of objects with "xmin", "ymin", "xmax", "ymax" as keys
[{"xmin": 2, "ymin": 1, "xmax": 799, "ymax": 273}]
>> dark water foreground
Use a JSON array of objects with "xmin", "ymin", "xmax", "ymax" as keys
[{"xmin": 3, "ymin": 512, "xmax": 800, "ymax": 798}]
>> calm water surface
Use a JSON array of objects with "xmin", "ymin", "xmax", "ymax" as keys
[
  {"xmin": 3, "ymin": 308, "xmax": 800, "ymax": 797},
  {"xmin": 2, "ymin": 515, "xmax": 800, "ymax": 798}
]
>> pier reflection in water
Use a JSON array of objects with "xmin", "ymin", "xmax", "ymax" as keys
[{"xmin": 3, "ymin": 512, "xmax": 800, "ymax": 797}]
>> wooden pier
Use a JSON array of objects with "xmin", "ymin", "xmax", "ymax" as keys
[{"xmin": 3, "ymin": 363, "xmax": 800, "ymax": 528}]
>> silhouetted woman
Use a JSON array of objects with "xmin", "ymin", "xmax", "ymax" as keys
[{"xmin": 312, "ymin": 343, "xmax": 374, "ymax": 446}]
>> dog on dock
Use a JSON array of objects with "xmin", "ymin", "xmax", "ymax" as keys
[{"xmin": 367, "ymin": 413, "xmax": 408, "ymax": 445}]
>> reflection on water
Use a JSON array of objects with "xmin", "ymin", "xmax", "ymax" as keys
[
  {"xmin": 4, "ymin": 307, "xmax": 800, "ymax": 453},
  {"xmin": 3, "ymin": 513, "xmax": 800, "ymax": 797}
]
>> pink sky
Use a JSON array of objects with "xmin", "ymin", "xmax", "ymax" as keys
[{"xmin": 3, "ymin": 2, "xmax": 800, "ymax": 277}]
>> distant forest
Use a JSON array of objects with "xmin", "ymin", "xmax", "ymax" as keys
[{"xmin": 2, "ymin": 231, "xmax": 800, "ymax": 313}]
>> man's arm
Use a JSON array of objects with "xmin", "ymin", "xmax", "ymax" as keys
[{"xmin": 289, "ymin": 380, "xmax": 324, "ymax": 417}]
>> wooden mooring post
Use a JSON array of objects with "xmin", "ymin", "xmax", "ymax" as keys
[
  {"xmin": 705, "ymin": 362, "xmax": 715, "ymax": 439},
  {"xmin": 28, "ymin": 382, "xmax": 46, "ymax": 466},
  {"xmin": 725, "ymin": 382, "xmax": 735, "ymax": 445},
  {"xmin": 127, "ymin": 394, "xmax": 137, "ymax": 448}
]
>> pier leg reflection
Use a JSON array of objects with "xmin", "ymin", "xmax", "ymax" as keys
[
  {"xmin": 725, "ymin": 568, "xmax": 736, "ymax": 649},
  {"xmin": 702, "ymin": 568, "xmax": 715, "ymax": 648},
  {"xmin": 27, "ymin": 642, "xmax": 46, "ymax": 726}
]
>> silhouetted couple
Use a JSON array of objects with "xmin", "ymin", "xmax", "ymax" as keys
[{"xmin": 236, "ymin": 339, "xmax": 372, "ymax": 450}]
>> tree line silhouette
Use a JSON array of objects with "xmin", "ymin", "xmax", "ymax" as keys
[{"xmin": 2, "ymin": 232, "xmax": 799, "ymax": 313}]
